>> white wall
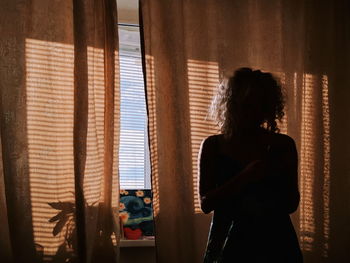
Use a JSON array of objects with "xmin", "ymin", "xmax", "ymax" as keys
[{"xmin": 118, "ymin": 0, "xmax": 139, "ymax": 24}]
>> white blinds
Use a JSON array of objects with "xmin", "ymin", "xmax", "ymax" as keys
[{"xmin": 119, "ymin": 47, "xmax": 150, "ymax": 189}]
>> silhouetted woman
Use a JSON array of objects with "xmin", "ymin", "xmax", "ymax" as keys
[{"xmin": 199, "ymin": 68, "xmax": 303, "ymax": 262}]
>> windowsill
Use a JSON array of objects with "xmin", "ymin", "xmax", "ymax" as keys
[{"xmin": 119, "ymin": 238, "xmax": 155, "ymax": 247}]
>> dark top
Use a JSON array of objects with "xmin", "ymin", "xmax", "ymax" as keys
[{"xmin": 203, "ymin": 135, "xmax": 303, "ymax": 263}]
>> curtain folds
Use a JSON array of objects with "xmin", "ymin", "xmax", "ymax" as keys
[
  {"xmin": 140, "ymin": 0, "xmax": 350, "ymax": 262},
  {"xmin": 0, "ymin": 0, "xmax": 120, "ymax": 262}
]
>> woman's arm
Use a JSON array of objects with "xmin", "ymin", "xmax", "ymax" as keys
[
  {"xmin": 198, "ymin": 136, "xmax": 261, "ymax": 214},
  {"xmin": 259, "ymin": 135, "xmax": 300, "ymax": 215},
  {"xmin": 273, "ymin": 136, "xmax": 300, "ymax": 214}
]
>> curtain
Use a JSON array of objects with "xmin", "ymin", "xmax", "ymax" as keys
[
  {"xmin": 0, "ymin": 0, "xmax": 120, "ymax": 262},
  {"xmin": 140, "ymin": 0, "xmax": 350, "ymax": 262}
]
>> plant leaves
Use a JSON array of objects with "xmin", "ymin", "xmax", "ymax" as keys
[
  {"xmin": 53, "ymin": 216, "xmax": 69, "ymax": 236},
  {"xmin": 49, "ymin": 211, "xmax": 65, "ymax": 223},
  {"xmin": 48, "ymin": 201, "xmax": 74, "ymax": 212}
]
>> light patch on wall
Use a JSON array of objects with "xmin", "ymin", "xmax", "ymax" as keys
[
  {"xmin": 299, "ymin": 73, "xmax": 317, "ymax": 251},
  {"xmin": 26, "ymin": 38, "xmax": 120, "ymax": 256},
  {"xmin": 26, "ymin": 38, "xmax": 75, "ymax": 255},
  {"xmin": 187, "ymin": 59, "xmax": 220, "ymax": 213},
  {"xmin": 321, "ymin": 75, "xmax": 330, "ymax": 257},
  {"xmin": 298, "ymin": 73, "xmax": 330, "ymax": 256}
]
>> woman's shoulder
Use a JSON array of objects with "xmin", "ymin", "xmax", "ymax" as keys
[
  {"xmin": 200, "ymin": 134, "xmax": 224, "ymax": 150},
  {"xmin": 202, "ymin": 134, "xmax": 224, "ymax": 145},
  {"xmin": 267, "ymin": 132, "xmax": 296, "ymax": 149}
]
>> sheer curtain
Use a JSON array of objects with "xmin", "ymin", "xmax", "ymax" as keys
[
  {"xmin": 0, "ymin": 0, "xmax": 120, "ymax": 262},
  {"xmin": 140, "ymin": 0, "xmax": 350, "ymax": 262}
]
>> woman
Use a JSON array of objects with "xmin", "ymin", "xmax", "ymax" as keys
[{"xmin": 199, "ymin": 68, "xmax": 303, "ymax": 262}]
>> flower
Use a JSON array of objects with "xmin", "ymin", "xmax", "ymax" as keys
[
  {"xmin": 119, "ymin": 202, "xmax": 126, "ymax": 211},
  {"xmin": 119, "ymin": 211, "xmax": 129, "ymax": 224},
  {"xmin": 135, "ymin": 190, "xmax": 144, "ymax": 197},
  {"xmin": 143, "ymin": 197, "xmax": 151, "ymax": 204},
  {"xmin": 120, "ymin": 190, "xmax": 129, "ymax": 195}
]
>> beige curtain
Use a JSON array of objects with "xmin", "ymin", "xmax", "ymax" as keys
[
  {"xmin": 0, "ymin": 0, "xmax": 120, "ymax": 262},
  {"xmin": 140, "ymin": 0, "xmax": 350, "ymax": 262}
]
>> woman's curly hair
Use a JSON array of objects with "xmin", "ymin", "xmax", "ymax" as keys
[{"xmin": 210, "ymin": 67, "xmax": 285, "ymax": 138}]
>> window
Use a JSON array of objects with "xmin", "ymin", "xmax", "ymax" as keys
[{"xmin": 118, "ymin": 24, "xmax": 151, "ymax": 189}]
